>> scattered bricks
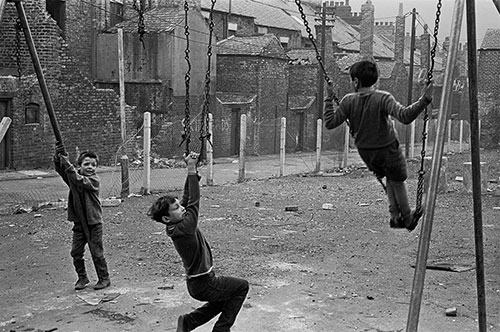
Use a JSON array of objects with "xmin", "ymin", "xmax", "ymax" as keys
[
  {"xmin": 445, "ymin": 307, "xmax": 457, "ymax": 316},
  {"xmin": 285, "ymin": 206, "xmax": 298, "ymax": 212},
  {"xmin": 322, "ymin": 203, "xmax": 334, "ymax": 210}
]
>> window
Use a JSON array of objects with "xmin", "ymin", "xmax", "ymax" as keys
[
  {"xmin": 279, "ymin": 36, "xmax": 289, "ymax": 49},
  {"xmin": 25, "ymin": 102, "xmax": 40, "ymax": 125},
  {"xmin": 110, "ymin": 1, "xmax": 124, "ymax": 26}
]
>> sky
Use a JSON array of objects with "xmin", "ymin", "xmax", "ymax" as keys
[{"xmin": 346, "ymin": 0, "xmax": 500, "ymax": 45}]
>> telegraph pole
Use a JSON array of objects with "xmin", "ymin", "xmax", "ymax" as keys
[{"xmin": 406, "ymin": 8, "xmax": 417, "ymax": 158}]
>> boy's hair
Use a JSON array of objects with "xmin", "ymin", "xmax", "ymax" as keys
[
  {"xmin": 148, "ymin": 195, "xmax": 177, "ymax": 223},
  {"xmin": 77, "ymin": 151, "xmax": 99, "ymax": 166},
  {"xmin": 349, "ymin": 60, "xmax": 379, "ymax": 87}
]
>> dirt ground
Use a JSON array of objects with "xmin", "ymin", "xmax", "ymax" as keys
[{"xmin": 1, "ymin": 151, "xmax": 499, "ymax": 332}]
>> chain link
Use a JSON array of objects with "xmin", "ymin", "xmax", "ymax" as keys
[
  {"xmin": 132, "ymin": 0, "xmax": 146, "ymax": 48},
  {"xmin": 181, "ymin": 0, "xmax": 192, "ymax": 155},
  {"xmin": 416, "ymin": 0, "xmax": 441, "ymax": 212},
  {"xmin": 15, "ymin": 18, "xmax": 23, "ymax": 80},
  {"xmin": 294, "ymin": 0, "xmax": 339, "ymax": 105}
]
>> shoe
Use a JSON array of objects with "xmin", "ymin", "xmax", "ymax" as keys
[
  {"xmin": 389, "ymin": 216, "xmax": 405, "ymax": 229},
  {"xmin": 405, "ymin": 208, "xmax": 423, "ymax": 232},
  {"xmin": 176, "ymin": 314, "xmax": 190, "ymax": 332},
  {"xmin": 74, "ymin": 277, "xmax": 90, "ymax": 290},
  {"xmin": 93, "ymin": 279, "xmax": 111, "ymax": 290}
]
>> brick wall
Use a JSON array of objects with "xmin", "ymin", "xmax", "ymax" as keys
[
  {"xmin": 0, "ymin": 0, "xmax": 128, "ymax": 169},
  {"xmin": 478, "ymin": 50, "xmax": 500, "ymax": 95}
]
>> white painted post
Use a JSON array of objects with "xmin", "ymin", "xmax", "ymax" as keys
[
  {"xmin": 118, "ymin": 28, "xmax": 129, "ymax": 198},
  {"xmin": 447, "ymin": 119, "xmax": 452, "ymax": 153},
  {"xmin": 459, "ymin": 119, "xmax": 464, "ymax": 153},
  {"xmin": 315, "ymin": 119, "xmax": 322, "ymax": 173},
  {"xmin": 410, "ymin": 122, "xmax": 415, "ymax": 158},
  {"xmin": 238, "ymin": 114, "xmax": 246, "ymax": 183},
  {"xmin": 206, "ymin": 113, "xmax": 214, "ymax": 186},
  {"xmin": 141, "ymin": 112, "xmax": 151, "ymax": 195},
  {"xmin": 279, "ymin": 117, "xmax": 286, "ymax": 177},
  {"xmin": 0, "ymin": 117, "xmax": 12, "ymax": 143},
  {"xmin": 342, "ymin": 122, "xmax": 350, "ymax": 168}
]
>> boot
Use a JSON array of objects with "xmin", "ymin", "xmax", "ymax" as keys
[
  {"xmin": 93, "ymin": 258, "xmax": 111, "ymax": 290},
  {"xmin": 73, "ymin": 259, "xmax": 89, "ymax": 290}
]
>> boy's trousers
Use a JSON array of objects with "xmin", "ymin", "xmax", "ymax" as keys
[
  {"xmin": 185, "ymin": 272, "xmax": 249, "ymax": 332},
  {"xmin": 71, "ymin": 223, "xmax": 109, "ymax": 281}
]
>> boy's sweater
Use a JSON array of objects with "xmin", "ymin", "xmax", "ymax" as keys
[
  {"xmin": 324, "ymin": 89, "xmax": 432, "ymax": 149},
  {"xmin": 166, "ymin": 174, "xmax": 213, "ymax": 278},
  {"xmin": 55, "ymin": 157, "xmax": 102, "ymax": 225}
]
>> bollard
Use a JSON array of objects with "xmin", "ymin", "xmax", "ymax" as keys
[{"xmin": 463, "ymin": 161, "xmax": 488, "ymax": 193}]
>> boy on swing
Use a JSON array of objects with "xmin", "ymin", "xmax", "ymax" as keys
[
  {"xmin": 148, "ymin": 152, "xmax": 249, "ymax": 332},
  {"xmin": 324, "ymin": 60, "xmax": 434, "ymax": 231}
]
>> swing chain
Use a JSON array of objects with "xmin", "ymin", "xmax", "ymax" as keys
[
  {"xmin": 415, "ymin": 0, "xmax": 441, "ymax": 212},
  {"xmin": 132, "ymin": 0, "xmax": 146, "ymax": 48},
  {"xmin": 15, "ymin": 18, "xmax": 23, "ymax": 80},
  {"xmin": 294, "ymin": 0, "xmax": 339, "ymax": 105},
  {"xmin": 181, "ymin": 0, "xmax": 192, "ymax": 155},
  {"xmin": 198, "ymin": 0, "xmax": 216, "ymax": 163}
]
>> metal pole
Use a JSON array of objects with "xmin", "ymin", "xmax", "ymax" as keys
[
  {"xmin": 141, "ymin": 112, "xmax": 151, "ymax": 195},
  {"xmin": 315, "ymin": 119, "xmax": 322, "ymax": 173},
  {"xmin": 0, "ymin": 0, "xmax": 7, "ymax": 23},
  {"xmin": 117, "ymin": 28, "xmax": 129, "ymax": 198},
  {"xmin": 465, "ymin": 0, "xmax": 487, "ymax": 330},
  {"xmin": 206, "ymin": 113, "xmax": 214, "ymax": 186},
  {"xmin": 493, "ymin": 0, "xmax": 500, "ymax": 13},
  {"xmin": 406, "ymin": 1, "xmax": 465, "ymax": 331},
  {"xmin": 405, "ymin": 8, "xmax": 416, "ymax": 158},
  {"xmin": 317, "ymin": 2, "xmax": 326, "ymax": 121},
  {"xmin": 279, "ymin": 117, "xmax": 286, "ymax": 177},
  {"xmin": 14, "ymin": 0, "xmax": 65, "ymax": 151}
]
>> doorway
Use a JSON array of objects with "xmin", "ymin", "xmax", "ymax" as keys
[
  {"xmin": 0, "ymin": 99, "xmax": 12, "ymax": 169},
  {"xmin": 230, "ymin": 108, "xmax": 241, "ymax": 156}
]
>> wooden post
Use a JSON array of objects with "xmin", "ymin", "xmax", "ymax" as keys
[
  {"xmin": 493, "ymin": 0, "xmax": 500, "ymax": 13},
  {"xmin": 0, "ymin": 117, "xmax": 11, "ymax": 143},
  {"xmin": 13, "ymin": 1, "xmax": 65, "ymax": 152},
  {"xmin": 315, "ymin": 119, "xmax": 322, "ymax": 173},
  {"xmin": 342, "ymin": 122, "xmax": 349, "ymax": 168},
  {"xmin": 410, "ymin": 122, "xmax": 415, "ymax": 158},
  {"xmin": 279, "ymin": 117, "xmax": 286, "ymax": 177},
  {"xmin": 405, "ymin": 8, "xmax": 417, "ymax": 158},
  {"xmin": 117, "ymin": 28, "xmax": 129, "ymax": 198},
  {"xmin": 447, "ymin": 119, "xmax": 452, "ymax": 153},
  {"xmin": 406, "ymin": 1, "xmax": 465, "ymax": 331},
  {"xmin": 206, "ymin": 113, "xmax": 214, "ymax": 186},
  {"xmin": 466, "ymin": 1, "xmax": 487, "ymax": 329},
  {"xmin": 238, "ymin": 114, "xmax": 246, "ymax": 183},
  {"xmin": 0, "ymin": 0, "xmax": 6, "ymax": 23},
  {"xmin": 459, "ymin": 119, "xmax": 464, "ymax": 152},
  {"xmin": 141, "ymin": 112, "xmax": 151, "ymax": 195}
]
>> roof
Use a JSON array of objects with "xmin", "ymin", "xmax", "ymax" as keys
[
  {"xmin": 201, "ymin": 0, "xmax": 315, "ymax": 36},
  {"xmin": 110, "ymin": 6, "xmax": 184, "ymax": 33},
  {"xmin": 480, "ymin": 29, "xmax": 500, "ymax": 49},
  {"xmin": 217, "ymin": 34, "xmax": 288, "ymax": 58}
]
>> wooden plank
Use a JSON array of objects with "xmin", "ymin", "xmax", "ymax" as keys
[
  {"xmin": 0, "ymin": 117, "xmax": 12, "ymax": 143},
  {"xmin": 0, "ymin": 0, "xmax": 7, "ymax": 24}
]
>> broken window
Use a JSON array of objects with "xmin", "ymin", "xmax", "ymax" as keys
[{"xmin": 46, "ymin": 0, "xmax": 66, "ymax": 32}]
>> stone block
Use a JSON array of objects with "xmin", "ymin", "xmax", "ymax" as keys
[{"xmin": 463, "ymin": 162, "xmax": 489, "ymax": 193}]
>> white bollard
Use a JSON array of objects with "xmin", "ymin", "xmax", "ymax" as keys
[{"xmin": 463, "ymin": 161, "xmax": 489, "ymax": 193}]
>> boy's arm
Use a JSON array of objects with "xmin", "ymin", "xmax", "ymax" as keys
[
  {"xmin": 324, "ymin": 97, "xmax": 348, "ymax": 130},
  {"xmin": 182, "ymin": 153, "xmax": 200, "ymax": 229},
  {"xmin": 59, "ymin": 155, "xmax": 100, "ymax": 192},
  {"xmin": 387, "ymin": 83, "xmax": 434, "ymax": 124}
]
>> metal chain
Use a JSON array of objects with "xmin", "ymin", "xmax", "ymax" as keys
[
  {"xmin": 197, "ymin": 0, "xmax": 216, "ymax": 164},
  {"xmin": 15, "ymin": 18, "xmax": 23, "ymax": 80},
  {"xmin": 294, "ymin": 0, "xmax": 339, "ymax": 105},
  {"xmin": 181, "ymin": 0, "xmax": 192, "ymax": 155},
  {"xmin": 415, "ymin": 0, "xmax": 441, "ymax": 212},
  {"xmin": 132, "ymin": 0, "xmax": 146, "ymax": 48}
]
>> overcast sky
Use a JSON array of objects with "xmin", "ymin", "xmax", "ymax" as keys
[{"xmin": 346, "ymin": 0, "xmax": 500, "ymax": 45}]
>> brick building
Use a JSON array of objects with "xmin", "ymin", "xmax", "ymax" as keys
[{"xmin": 0, "ymin": 0, "xmax": 131, "ymax": 169}]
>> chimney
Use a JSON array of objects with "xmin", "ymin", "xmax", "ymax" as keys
[
  {"xmin": 394, "ymin": 3, "xmax": 405, "ymax": 64},
  {"xmin": 359, "ymin": 0, "xmax": 374, "ymax": 60},
  {"xmin": 420, "ymin": 24, "xmax": 430, "ymax": 71}
]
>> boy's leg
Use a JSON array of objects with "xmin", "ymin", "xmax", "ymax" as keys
[
  {"xmin": 385, "ymin": 180, "xmax": 400, "ymax": 219},
  {"xmin": 186, "ymin": 275, "xmax": 249, "ymax": 332},
  {"xmin": 387, "ymin": 180, "xmax": 411, "ymax": 217},
  {"xmin": 70, "ymin": 223, "xmax": 89, "ymax": 289},
  {"xmin": 87, "ymin": 224, "xmax": 111, "ymax": 289}
]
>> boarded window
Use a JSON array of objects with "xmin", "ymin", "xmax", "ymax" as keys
[{"xmin": 25, "ymin": 102, "xmax": 40, "ymax": 125}]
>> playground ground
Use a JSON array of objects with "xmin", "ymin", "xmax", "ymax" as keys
[{"xmin": 0, "ymin": 149, "xmax": 499, "ymax": 332}]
